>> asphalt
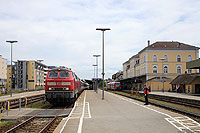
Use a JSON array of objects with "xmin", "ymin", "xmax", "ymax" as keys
[{"xmin": 54, "ymin": 90, "xmax": 200, "ymax": 133}]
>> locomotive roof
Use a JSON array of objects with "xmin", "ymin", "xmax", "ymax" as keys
[{"xmin": 49, "ymin": 67, "xmax": 72, "ymax": 72}]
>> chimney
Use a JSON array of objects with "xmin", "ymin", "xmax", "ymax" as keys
[{"xmin": 148, "ymin": 40, "xmax": 150, "ymax": 46}]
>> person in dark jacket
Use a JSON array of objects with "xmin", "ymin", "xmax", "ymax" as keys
[{"xmin": 144, "ymin": 84, "xmax": 149, "ymax": 105}]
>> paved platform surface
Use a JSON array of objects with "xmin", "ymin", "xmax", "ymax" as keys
[
  {"xmin": 54, "ymin": 90, "xmax": 200, "ymax": 133},
  {"xmin": 123, "ymin": 90, "xmax": 200, "ymax": 101},
  {"xmin": 149, "ymin": 91, "xmax": 200, "ymax": 101},
  {"xmin": 0, "ymin": 90, "xmax": 45, "ymax": 102}
]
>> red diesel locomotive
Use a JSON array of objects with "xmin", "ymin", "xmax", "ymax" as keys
[{"xmin": 45, "ymin": 68, "xmax": 82, "ymax": 104}]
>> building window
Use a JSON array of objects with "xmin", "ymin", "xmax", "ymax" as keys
[
  {"xmin": 177, "ymin": 65, "xmax": 182, "ymax": 74},
  {"xmin": 153, "ymin": 65, "xmax": 157, "ymax": 73},
  {"xmin": 188, "ymin": 55, "xmax": 192, "ymax": 62},
  {"xmin": 153, "ymin": 55, "xmax": 157, "ymax": 62},
  {"xmin": 32, "ymin": 76, "xmax": 34, "ymax": 79},
  {"xmin": 164, "ymin": 65, "xmax": 168, "ymax": 74},
  {"xmin": 164, "ymin": 55, "xmax": 168, "ymax": 62},
  {"xmin": 177, "ymin": 55, "xmax": 181, "ymax": 62},
  {"xmin": 188, "ymin": 69, "xmax": 192, "ymax": 73}
]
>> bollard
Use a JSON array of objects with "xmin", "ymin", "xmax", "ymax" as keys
[
  {"xmin": 131, "ymin": 88, "xmax": 133, "ymax": 96},
  {"xmin": 136, "ymin": 91, "xmax": 138, "ymax": 96},
  {"xmin": 7, "ymin": 101, "xmax": 10, "ymax": 116},
  {"xmin": 0, "ymin": 106, "xmax": 3, "ymax": 121},
  {"xmin": 25, "ymin": 97, "xmax": 27, "ymax": 108},
  {"xmin": 19, "ymin": 99, "xmax": 21, "ymax": 111}
]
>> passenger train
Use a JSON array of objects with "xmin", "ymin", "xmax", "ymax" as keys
[
  {"xmin": 107, "ymin": 82, "xmax": 121, "ymax": 90},
  {"xmin": 45, "ymin": 68, "xmax": 82, "ymax": 104}
]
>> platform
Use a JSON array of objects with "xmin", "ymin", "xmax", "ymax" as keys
[
  {"xmin": 0, "ymin": 90, "xmax": 45, "ymax": 102},
  {"xmin": 123, "ymin": 90, "xmax": 200, "ymax": 102},
  {"xmin": 54, "ymin": 90, "xmax": 200, "ymax": 133},
  {"xmin": 149, "ymin": 91, "xmax": 200, "ymax": 101},
  {"xmin": 1, "ymin": 108, "xmax": 72, "ymax": 120}
]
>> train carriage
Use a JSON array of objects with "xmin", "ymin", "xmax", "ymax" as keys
[
  {"xmin": 45, "ymin": 68, "xmax": 82, "ymax": 104},
  {"xmin": 107, "ymin": 82, "xmax": 121, "ymax": 90}
]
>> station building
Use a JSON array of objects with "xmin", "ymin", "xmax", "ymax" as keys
[
  {"xmin": 112, "ymin": 71, "xmax": 123, "ymax": 81},
  {"xmin": 122, "ymin": 41, "xmax": 199, "ymax": 92},
  {"xmin": 0, "ymin": 55, "xmax": 7, "ymax": 90}
]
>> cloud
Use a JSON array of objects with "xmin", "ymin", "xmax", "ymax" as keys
[{"xmin": 0, "ymin": 0, "xmax": 200, "ymax": 79}]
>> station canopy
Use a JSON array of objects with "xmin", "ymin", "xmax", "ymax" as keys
[{"xmin": 186, "ymin": 59, "xmax": 200, "ymax": 69}]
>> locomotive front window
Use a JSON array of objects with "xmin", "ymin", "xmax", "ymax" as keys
[
  {"xmin": 60, "ymin": 71, "xmax": 70, "ymax": 78},
  {"xmin": 48, "ymin": 71, "xmax": 58, "ymax": 78},
  {"xmin": 116, "ymin": 83, "xmax": 120, "ymax": 87}
]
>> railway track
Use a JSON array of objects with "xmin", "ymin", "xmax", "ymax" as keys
[{"xmin": 5, "ymin": 103, "xmax": 73, "ymax": 133}]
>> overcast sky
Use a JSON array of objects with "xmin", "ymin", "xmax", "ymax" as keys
[{"xmin": 0, "ymin": 0, "xmax": 200, "ymax": 79}]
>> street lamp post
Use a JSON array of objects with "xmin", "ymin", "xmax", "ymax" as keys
[
  {"xmin": 6, "ymin": 41, "xmax": 18, "ymax": 97},
  {"xmin": 93, "ymin": 55, "xmax": 100, "ymax": 91},
  {"xmin": 96, "ymin": 28, "xmax": 110, "ymax": 100},
  {"xmin": 92, "ymin": 65, "xmax": 97, "ymax": 91},
  {"xmin": 160, "ymin": 58, "xmax": 164, "ymax": 92}
]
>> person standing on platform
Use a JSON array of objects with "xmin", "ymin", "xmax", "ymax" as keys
[{"xmin": 144, "ymin": 84, "xmax": 149, "ymax": 105}]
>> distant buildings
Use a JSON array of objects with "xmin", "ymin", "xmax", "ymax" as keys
[
  {"xmin": 0, "ymin": 55, "xmax": 7, "ymax": 90},
  {"xmin": 122, "ymin": 41, "xmax": 199, "ymax": 92},
  {"xmin": 6, "ymin": 60, "xmax": 47, "ymax": 90},
  {"xmin": 17, "ymin": 60, "xmax": 47, "ymax": 89}
]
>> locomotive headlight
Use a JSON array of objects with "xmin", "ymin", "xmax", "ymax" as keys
[
  {"xmin": 49, "ymin": 88, "xmax": 52, "ymax": 90},
  {"xmin": 61, "ymin": 82, "xmax": 71, "ymax": 85},
  {"xmin": 64, "ymin": 87, "xmax": 69, "ymax": 90}
]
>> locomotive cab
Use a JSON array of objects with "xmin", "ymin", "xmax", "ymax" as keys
[{"xmin": 45, "ymin": 68, "xmax": 82, "ymax": 104}]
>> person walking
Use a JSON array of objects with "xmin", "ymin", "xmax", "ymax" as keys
[{"xmin": 144, "ymin": 84, "xmax": 149, "ymax": 105}]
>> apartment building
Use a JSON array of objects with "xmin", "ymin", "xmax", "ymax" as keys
[
  {"xmin": 15, "ymin": 60, "xmax": 46, "ymax": 90},
  {"xmin": 122, "ymin": 41, "xmax": 199, "ymax": 91},
  {"xmin": 0, "ymin": 55, "xmax": 7, "ymax": 89}
]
